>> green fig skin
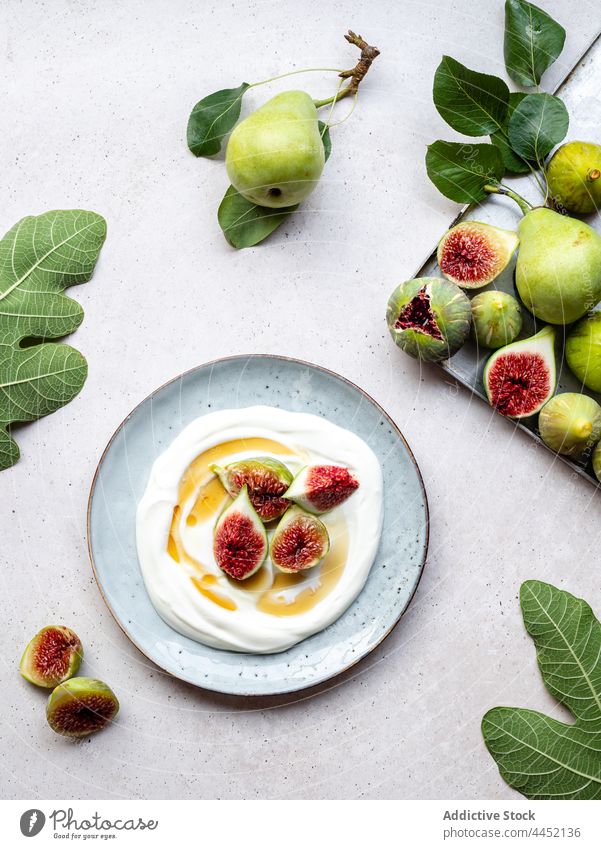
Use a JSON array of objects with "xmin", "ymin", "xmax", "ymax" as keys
[
  {"xmin": 46, "ymin": 677, "xmax": 119, "ymax": 738},
  {"xmin": 516, "ymin": 208, "xmax": 601, "ymax": 325},
  {"xmin": 538, "ymin": 392, "xmax": 601, "ymax": 458},
  {"xmin": 593, "ymin": 441, "xmax": 601, "ymax": 483},
  {"xmin": 565, "ymin": 312, "xmax": 601, "ymax": 392},
  {"xmin": 471, "ymin": 290, "xmax": 523, "ymax": 349},
  {"xmin": 547, "ymin": 141, "xmax": 601, "ymax": 215},
  {"xmin": 225, "ymin": 91, "xmax": 325, "ymax": 208},
  {"xmin": 386, "ymin": 277, "xmax": 471, "ymax": 362}
]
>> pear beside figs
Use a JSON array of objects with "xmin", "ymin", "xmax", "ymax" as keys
[
  {"xmin": 225, "ymin": 90, "xmax": 325, "ymax": 208},
  {"xmin": 515, "ymin": 208, "xmax": 601, "ymax": 325}
]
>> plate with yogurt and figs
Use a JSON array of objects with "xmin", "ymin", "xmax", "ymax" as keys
[{"xmin": 88, "ymin": 355, "xmax": 428, "ymax": 695}]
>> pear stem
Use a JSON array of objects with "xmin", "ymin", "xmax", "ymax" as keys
[
  {"xmin": 314, "ymin": 30, "xmax": 380, "ymax": 108},
  {"xmin": 249, "ymin": 68, "xmax": 345, "ymax": 90},
  {"xmin": 484, "ymin": 183, "xmax": 533, "ymax": 216}
]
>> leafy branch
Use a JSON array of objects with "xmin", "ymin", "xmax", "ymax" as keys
[{"xmin": 426, "ymin": 0, "xmax": 567, "ymax": 209}]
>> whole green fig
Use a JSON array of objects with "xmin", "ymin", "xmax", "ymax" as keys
[
  {"xmin": 538, "ymin": 393, "xmax": 601, "ymax": 458},
  {"xmin": 547, "ymin": 141, "xmax": 601, "ymax": 215},
  {"xmin": 471, "ymin": 291, "xmax": 522, "ymax": 349},
  {"xmin": 516, "ymin": 208, "xmax": 601, "ymax": 325},
  {"xmin": 565, "ymin": 312, "xmax": 601, "ymax": 392},
  {"xmin": 225, "ymin": 91, "xmax": 325, "ymax": 208}
]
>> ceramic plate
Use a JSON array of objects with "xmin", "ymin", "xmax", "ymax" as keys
[{"xmin": 88, "ymin": 355, "xmax": 429, "ymax": 695}]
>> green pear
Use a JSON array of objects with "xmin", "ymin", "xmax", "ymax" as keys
[
  {"xmin": 515, "ymin": 207, "xmax": 601, "ymax": 325},
  {"xmin": 225, "ymin": 90, "xmax": 325, "ymax": 208}
]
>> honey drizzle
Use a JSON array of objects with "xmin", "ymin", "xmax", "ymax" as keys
[{"xmin": 166, "ymin": 437, "xmax": 349, "ymax": 618}]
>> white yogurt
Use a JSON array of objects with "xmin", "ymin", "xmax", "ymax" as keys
[{"xmin": 136, "ymin": 406, "xmax": 383, "ymax": 653}]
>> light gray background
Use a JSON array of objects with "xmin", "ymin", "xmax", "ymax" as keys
[{"xmin": 1, "ymin": 0, "xmax": 599, "ymax": 800}]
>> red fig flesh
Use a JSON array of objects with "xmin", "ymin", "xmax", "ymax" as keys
[
  {"xmin": 484, "ymin": 326, "xmax": 556, "ymax": 418},
  {"xmin": 270, "ymin": 507, "xmax": 330, "ymax": 573},
  {"xmin": 285, "ymin": 465, "xmax": 359, "ymax": 514},
  {"xmin": 46, "ymin": 677, "xmax": 119, "ymax": 738},
  {"xmin": 210, "ymin": 457, "xmax": 292, "ymax": 522},
  {"xmin": 437, "ymin": 221, "xmax": 518, "ymax": 290},
  {"xmin": 213, "ymin": 486, "xmax": 268, "ymax": 580},
  {"xmin": 19, "ymin": 625, "xmax": 83, "ymax": 688}
]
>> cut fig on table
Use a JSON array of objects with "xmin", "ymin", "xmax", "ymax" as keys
[
  {"xmin": 210, "ymin": 457, "xmax": 292, "ymax": 522},
  {"xmin": 213, "ymin": 485, "xmax": 268, "ymax": 580},
  {"xmin": 270, "ymin": 507, "xmax": 330, "ymax": 573},
  {"xmin": 19, "ymin": 625, "xmax": 83, "ymax": 688},
  {"xmin": 437, "ymin": 221, "xmax": 519, "ymax": 289},
  {"xmin": 484, "ymin": 326, "xmax": 556, "ymax": 419},
  {"xmin": 285, "ymin": 464, "xmax": 359, "ymax": 514},
  {"xmin": 46, "ymin": 677, "xmax": 119, "ymax": 738}
]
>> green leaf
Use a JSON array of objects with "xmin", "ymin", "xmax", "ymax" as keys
[
  {"xmin": 504, "ymin": 0, "xmax": 566, "ymax": 87},
  {"xmin": 318, "ymin": 121, "xmax": 332, "ymax": 162},
  {"xmin": 483, "ymin": 581, "xmax": 601, "ymax": 800},
  {"xmin": 490, "ymin": 92, "xmax": 532, "ymax": 173},
  {"xmin": 187, "ymin": 83, "xmax": 250, "ymax": 157},
  {"xmin": 433, "ymin": 56, "xmax": 509, "ymax": 137},
  {"xmin": 0, "ymin": 210, "xmax": 106, "ymax": 470},
  {"xmin": 218, "ymin": 186, "xmax": 298, "ymax": 249},
  {"xmin": 508, "ymin": 93, "xmax": 568, "ymax": 162},
  {"xmin": 425, "ymin": 141, "xmax": 504, "ymax": 204}
]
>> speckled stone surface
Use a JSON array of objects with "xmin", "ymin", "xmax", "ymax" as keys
[{"xmin": 1, "ymin": 0, "xmax": 599, "ymax": 800}]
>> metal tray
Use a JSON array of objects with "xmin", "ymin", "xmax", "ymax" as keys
[{"xmin": 414, "ymin": 35, "xmax": 601, "ymax": 487}]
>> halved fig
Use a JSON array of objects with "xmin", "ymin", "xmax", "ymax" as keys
[
  {"xmin": 270, "ymin": 507, "xmax": 330, "ymax": 573},
  {"xmin": 285, "ymin": 464, "xmax": 359, "ymax": 514},
  {"xmin": 19, "ymin": 626, "xmax": 83, "ymax": 688},
  {"xmin": 46, "ymin": 677, "xmax": 119, "ymax": 738},
  {"xmin": 213, "ymin": 485, "xmax": 268, "ymax": 580},
  {"xmin": 437, "ymin": 221, "xmax": 519, "ymax": 289},
  {"xmin": 210, "ymin": 457, "xmax": 292, "ymax": 522},
  {"xmin": 484, "ymin": 326, "xmax": 556, "ymax": 419},
  {"xmin": 386, "ymin": 277, "xmax": 471, "ymax": 362}
]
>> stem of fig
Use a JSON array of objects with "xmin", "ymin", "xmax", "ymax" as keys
[
  {"xmin": 314, "ymin": 30, "xmax": 380, "ymax": 108},
  {"xmin": 588, "ymin": 168, "xmax": 601, "ymax": 182},
  {"xmin": 484, "ymin": 183, "xmax": 533, "ymax": 216}
]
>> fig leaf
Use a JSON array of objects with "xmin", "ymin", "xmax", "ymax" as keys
[
  {"xmin": 482, "ymin": 580, "xmax": 601, "ymax": 800},
  {"xmin": 0, "ymin": 210, "xmax": 106, "ymax": 470},
  {"xmin": 425, "ymin": 141, "xmax": 505, "ymax": 204},
  {"xmin": 504, "ymin": 0, "xmax": 566, "ymax": 87},
  {"xmin": 218, "ymin": 186, "xmax": 299, "ymax": 249},
  {"xmin": 433, "ymin": 56, "xmax": 509, "ymax": 137},
  {"xmin": 508, "ymin": 93, "xmax": 569, "ymax": 163},
  {"xmin": 490, "ymin": 92, "xmax": 532, "ymax": 174},
  {"xmin": 187, "ymin": 83, "xmax": 250, "ymax": 157}
]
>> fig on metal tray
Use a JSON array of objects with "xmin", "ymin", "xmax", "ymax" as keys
[
  {"xmin": 437, "ymin": 221, "xmax": 518, "ymax": 290},
  {"xmin": 386, "ymin": 277, "xmax": 471, "ymax": 362},
  {"xmin": 484, "ymin": 326, "xmax": 556, "ymax": 419},
  {"xmin": 547, "ymin": 141, "xmax": 601, "ymax": 215},
  {"xmin": 538, "ymin": 393, "xmax": 601, "ymax": 458},
  {"xmin": 471, "ymin": 290, "xmax": 523, "ymax": 350}
]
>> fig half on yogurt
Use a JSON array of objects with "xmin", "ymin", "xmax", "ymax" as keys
[
  {"xmin": 20, "ymin": 626, "xmax": 83, "ymax": 688},
  {"xmin": 210, "ymin": 456, "xmax": 292, "ymax": 522},
  {"xmin": 213, "ymin": 485, "xmax": 268, "ymax": 580},
  {"xmin": 285, "ymin": 464, "xmax": 359, "ymax": 514},
  {"xmin": 270, "ymin": 507, "xmax": 330, "ymax": 573}
]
